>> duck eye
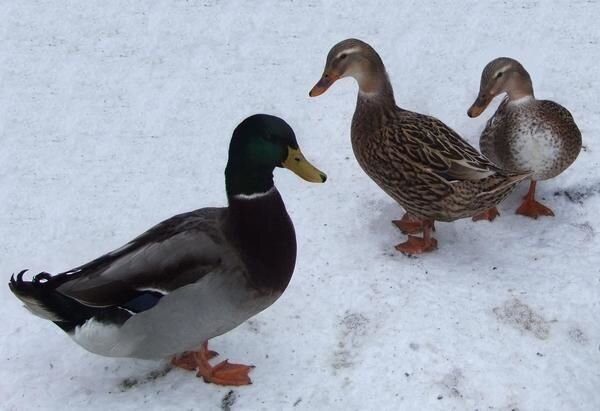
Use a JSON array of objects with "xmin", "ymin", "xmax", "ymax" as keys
[
  {"xmin": 339, "ymin": 53, "xmax": 347, "ymax": 60},
  {"xmin": 496, "ymin": 71, "xmax": 503, "ymax": 79}
]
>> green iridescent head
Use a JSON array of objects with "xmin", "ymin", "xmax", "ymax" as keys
[{"xmin": 225, "ymin": 114, "xmax": 327, "ymax": 196}]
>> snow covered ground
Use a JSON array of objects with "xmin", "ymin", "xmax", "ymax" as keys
[{"xmin": 1, "ymin": 1, "xmax": 599, "ymax": 410}]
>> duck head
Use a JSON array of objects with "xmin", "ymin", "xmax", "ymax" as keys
[
  {"xmin": 309, "ymin": 38, "xmax": 388, "ymax": 97},
  {"xmin": 225, "ymin": 114, "xmax": 327, "ymax": 197},
  {"xmin": 468, "ymin": 57, "xmax": 534, "ymax": 117}
]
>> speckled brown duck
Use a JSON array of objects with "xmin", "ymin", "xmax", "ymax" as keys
[
  {"xmin": 468, "ymin": 57, "xmax": 582, "ymax": 220},
  {"xmin": 309, "ymin": 39, "xmax": 530, "ymax": 254}
]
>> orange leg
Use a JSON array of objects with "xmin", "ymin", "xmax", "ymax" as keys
[
  {"xmin": 172, "ymin": 342, "xmax": 254, "ymax": 386},
  {"xmin": 472, "ymin": 207, "xmax": 500, "ymax": 222},
  {"xmin": 395, "ymin": 219, "xmax": 438, "ymax": 255},
  {"xmin": 515, "ymin": 180, "xmax": 555, "ymax": 219},
  {"xmin": 392, "ymin": 213, "xmax": 436, "ymax": 234},
  {"xmin": 392, "ymin": 213, "xmax": 424, "ymax": 234}
]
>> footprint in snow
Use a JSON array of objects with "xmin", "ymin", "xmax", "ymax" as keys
[
  {"xmin": 568, "ymin": 327, "xmax": 588, "ymax": 345},
  {"xmin": 221, "ymin": 390, "xmax": 237, "ymax": 411},
  {"xmin": 493, "ymin": 298, "xmax": 551, "ymax": 340},
  {"xmin": 331, "ymin": 311, "xmax": 370, "ymax": 371},
  {"xmin": 118, "ymin": 365, "xmax": 172, "ymax": 391},
  {"xmin": 437, "ymin": 367, "xmax": 464, "ymax": 399}
]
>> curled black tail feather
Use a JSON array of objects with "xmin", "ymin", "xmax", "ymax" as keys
[
  {"xmin": 33, "ymin": 271, "xmax": 52, "ymax": 282},
  {"xmin": 9, "ymin": 269, "xmax": 96, "ymax": 331},
  {"xmin": 9, "ymin": 269, "xmax": 46, "ymax": 297},
  {"xmin": 9, "ymin": 269, "xmax": 68, "ymax": 298}
]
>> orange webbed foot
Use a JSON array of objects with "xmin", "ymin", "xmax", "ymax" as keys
[
  {"xmin": 198, "ymin": 359, "xmax": 255, "ymax": 386},
  {"xmin": 173, "ymin": 342, "xmax": 253, "ymax": 386},
  {"xmin": 515, "ymin": 180, "xmax": 554, "ymax": 219},
  {"xmin": 515, "ymin": 199, "xmax": 555, "ymax": 219},
  {"xmin": 395, "ymin": 235, "xmax": 438, "ymax": 255},
  {"xmin": 472, "ymin": 207, "xmax": 500, "ymax": 222}
]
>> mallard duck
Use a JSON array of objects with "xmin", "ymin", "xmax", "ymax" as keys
[
  {"xmin": 9, "ymin": 114, "xmax": 326, "ymax": 386},
  {"xmin": 467, "ymin": 57, "xmax": 582, "ymax": 219},
  {"xmin": 309, "ymin": 39, "xmax": 529, "ymax": 254}
]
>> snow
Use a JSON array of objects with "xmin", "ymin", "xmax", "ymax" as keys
[{"xmin": 1, "ymin": 1, "xmax": 599, "ymax": 410}]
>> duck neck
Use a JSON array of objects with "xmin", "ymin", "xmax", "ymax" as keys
[
  {"xmin": 507, "ymin": 69, "xmax": 535, "ymax": 101},
  {"xmin": 224, "ymin": 179, "xmax": 296, "ymax": 292},
  {"xmin": 353, "ymin": 67, "xmax": 397, "ymax": 136},
  {"xmin": 225, "ymin": 163, "xmax": 275, "ymax": 198},
  {"xmin": 355, "ymin": 57, "xmax": 396, "ymax": 106}
]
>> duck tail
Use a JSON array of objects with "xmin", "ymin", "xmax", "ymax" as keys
[{"xmin": 9, "ymin": 270, "xmax": 94, "ymax": 330}]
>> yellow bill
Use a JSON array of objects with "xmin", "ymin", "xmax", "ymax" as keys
[{"xmin": 282, "ymin": 147, "xmax": 327, "ymax": 183}]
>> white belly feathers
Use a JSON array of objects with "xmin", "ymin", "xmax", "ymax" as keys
[{"xmin": 510, "ymin": 125, "xmax": 561, "ymax": 180}]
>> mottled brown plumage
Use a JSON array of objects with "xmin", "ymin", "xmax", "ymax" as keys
[
  {"xmin": 351, "ymin": 98, "xmax": 529, "ymax": 221},
  {"xmin": 468, "ymin": 57, "xmax": 582, "ymax": 219},
  {"xmin": 310, "ymin": 39, "xmax": 529, "ymax": 253}
]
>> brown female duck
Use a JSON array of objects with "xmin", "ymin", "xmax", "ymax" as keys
[
  {"xmin": 468, "ymin": 57, "xmax": 582, "ymax": 219},
  {"xmin": 309, "ymin": 39, "xmax": 529, "ymax": 254}
]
